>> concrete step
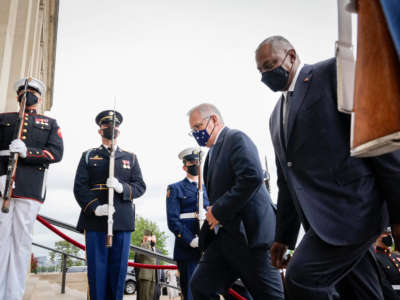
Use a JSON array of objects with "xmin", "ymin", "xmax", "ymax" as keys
[{"xmin": 23, "ymin": 273, "xmax": 86, "ymax": 300}]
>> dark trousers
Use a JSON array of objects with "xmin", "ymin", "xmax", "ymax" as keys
[
  {"xmin": 285, "ymin": 229, "xmax": 384, "ymax": 300},
  {"xmin": 85, "ymin": 231, "xmax": 131, "ymax": 300},
  {"xmin": 177, "ymin": 260, "xmax": 197, "ymax": 300},
  {"xmin": 190, "ymin": 232, "xmax": 284, "ymax": 300}
]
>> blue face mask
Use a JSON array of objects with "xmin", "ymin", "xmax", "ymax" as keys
[
  {"xmin": 261, "ymin": 52, "xmax": 293, "ymax": 92},
  {"xmin": 192, "ymin": 118, "xmax": 215, "ymax": 147}
]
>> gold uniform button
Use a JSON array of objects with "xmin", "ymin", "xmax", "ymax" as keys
[
  {"xmin": 22, "ymin": 136, "xmax": 26, "ymax": 140},
  {"xmin": 29, "ymin": 151, "xmax": 32, "ymax": 154},
  {"xmin": 36, "ymin": 151, "xmax": 39, "ymax": 154},
  {"xmin": 24, "ymin": 122, "xmax": 28, "ymax": 126},
  {"xmin": 23, "ymin": 129, "xmax": 27, "ymax": 132},
  {"xmin": 25, "ymin": 117, "xmax": 28, "ymax": 120},
  {"xmin": 177, "ymin": 234, "xmax": 182, "ymax": 238},
  {"xmin": 6, "ymin": 123, "xmax": 10, "ymax": 126}
]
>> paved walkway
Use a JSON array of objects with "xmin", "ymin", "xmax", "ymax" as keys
[{"xmin": 23, "ymin": 273, "xmax": 170, "ymax": 300}]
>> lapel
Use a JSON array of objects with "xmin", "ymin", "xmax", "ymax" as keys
[
  {"xmin": 114, "ymin": 147, "xmax": 124, "ymax": 160},
  {"xmin": 206, "ymin": 127, "xmax": 228, "ymax": 189},
  {"xmin": 98, "ymin": 145, "xmax": 110, "ymax": 159},
  {"xmin": 286, "ymin": 65, "xmax": 313, "ymax": 146},
  {"xmin": 271, "ymin": 98, "xmax": 287, "ymax": 160},
  {"xmin": 203, "ymin": 154, "xmax": 209, "ymax": 188}
]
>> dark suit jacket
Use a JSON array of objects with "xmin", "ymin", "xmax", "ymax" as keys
[
  {"xmin": 269, "ymin": 58, "xmax": 400, "ymax": 249},
  {"xmin": 202, "ymin": 127, "xmax": 276, "ymax": 249}
]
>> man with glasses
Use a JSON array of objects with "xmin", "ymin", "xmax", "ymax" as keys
[
  {"xmin": 255, "ymin": 35, "xmax": 400, "ymax": 299},
  {"xmin": 166, "ymin": 147, "xmax": 209, "ymax": 300},
  {"xmin": 187, "ymin": 103, "xmax": 283, "ymax": 300}
]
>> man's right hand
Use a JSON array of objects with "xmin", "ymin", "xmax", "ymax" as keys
[
  {"xmin": 270, "ymin": 241, "xmax": 289, "ymax": 268},
  {"xmin": 94, "ymin": 204, "xmax": 115, "ymax": 217}
]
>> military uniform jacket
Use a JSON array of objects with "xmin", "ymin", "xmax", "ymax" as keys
[
  {"xmin": 0, "ymin": 111, "xmax": 63, "ymax": 202},
  {"xmin": 73, "ymin": 145, "xmax": 146, "ymax": 232},
  {"xmin": 136, "ymin": 241, "xmax": 156, "ymax": 281},
  {"xmin": 166, "ymin": 178, "xmax": 209, "ymax": 261},
  {"xmin": 376, "ymin": 248, "xmax": 400, "ymax": 285}
]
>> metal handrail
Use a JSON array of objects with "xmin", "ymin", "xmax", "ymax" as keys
[
  {"xmin": 32, "ymin": 242, "xmax": 85, "ymax": 261},
  {"xmin": 32, "ymin": 242, "xmax": 85, "ymax": 294},
  {"xmin": 38, "ymin": 214, "xmax": 177, "ymax": 264}
]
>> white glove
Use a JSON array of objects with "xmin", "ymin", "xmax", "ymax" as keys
[
  {"xmin": 0, "ymin": 175, "xmax": 15, "ymax": 197},
  {"xmin": 106, "ymin": 177, "xmax": 123, "ymax": 194},
  {"xmin": 199, "ymin": 209, "xmax": 207, "ymax": 221},
  {"xmin": 94, "ymin": 204, "xmax": 115, "ymax": 217},
  {"xmin": 0, "ymin": 175, "xmax": 6, "ymax": 196},
  {"xmin": 9, "ymin": 139, "xmax": 27, "ymax": 158},
  {"xmin": 190, "ymin": 236, "xmax": 199, "ymax": 248}
]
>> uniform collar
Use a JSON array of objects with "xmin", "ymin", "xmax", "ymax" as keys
[
  {"xmin": 186, "ymin": 177, "xmax": 198, "ymax": 184},
  {"xmin": 376, "ymin": 246, "xmax": 390, "ymax": 254},
  {"xmin": 25, "ymin": 108, "xmax": 38, "ymax": 115},
  {"xmin": 101, "ymin": 144, "xmax": 119, "ymax": 152}
]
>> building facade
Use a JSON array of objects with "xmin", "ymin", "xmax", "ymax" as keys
[{"xmin": 0, "ymin": 0, "xmax": 59, "ymax": 113}]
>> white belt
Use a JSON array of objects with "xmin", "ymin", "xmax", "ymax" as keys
[
  {"xmin": 179, "ymin": 212, "xmax": 198, "ymax": 219},
  {"xmin": 393, "ymin": 285, "xmax": 400, "ymax": 290},
  {"xmin": 0, "ymin": 150, "xmax": 10, "ymax": 156}
]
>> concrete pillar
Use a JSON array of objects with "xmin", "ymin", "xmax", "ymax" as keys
[{"xmin": 0, "ymin": 0, "xmax": 59, "ymax": 113}]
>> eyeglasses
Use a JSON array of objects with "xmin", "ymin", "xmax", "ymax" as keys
[{"xmin": 188, "ymin": 117, "xmax": 211, "ymax": 136}]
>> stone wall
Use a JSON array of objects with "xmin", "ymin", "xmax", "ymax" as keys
[{"xmin": 0, "ymin": 0, "xmax": 59, "ymax": 113}]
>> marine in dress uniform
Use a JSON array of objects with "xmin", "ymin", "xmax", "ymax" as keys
[
  {"xmin": 73, "ymin": 110, "xmax": 146, "ymax": 300},
  {"xmin": 166, "ymin": 147, "xmax": 209, "ymax": 300},
  {"xmin": 374, "ymin": 229, "xmax": 400, "ymax": 299},
  {"xmin": 0, "ymin": 77, "xmax": 63, "ymax": 300}
]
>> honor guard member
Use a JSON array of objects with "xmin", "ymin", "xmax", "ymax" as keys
[
  {"xmin": 375, "ymin": 229, "xmax": 400, "ymax": 299},
  {"xmin": 0, "ymin": 77, "xmax": 63, "ymax": 300},
  {"xmin": 166, "ymin": 148, "xmax": 209, "ymax": 300},
  {"xmin": 73, "ymin": 110, "xmax": 146, "ymax": 300}
]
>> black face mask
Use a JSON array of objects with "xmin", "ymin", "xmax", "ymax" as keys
[
  {"xmin": 382, "ymin": 235, "xmax": 393, "ymax": 247},
  {"xmin": 150, "ymin": 241, "xmax": 156, "ymax": 247},
  {"xmin": 261, "ymin": 52, "xmax": 293, "ymax": 92},
  {"xmin": 187, "ymin": 165, "xmax": 199, "ymax": 176},
  {"xmin": 102, "ymin": 127, "xmax": 119, "ymax": 140},
  {"xmin": 18, "ymin": 92, "xmax": 39, "ymax": 106}
]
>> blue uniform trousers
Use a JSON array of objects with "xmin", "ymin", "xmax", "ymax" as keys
[
  {"xmin": 177, "ymin": 260, "xmax": 197, "ymax": 300},
  {"xmin": 85, "ymin": 231, "xmax": 131, "ymax": 300},
  {"xmin": 190, "ymin": 231, "xmax": 284, "ymax": 300}
]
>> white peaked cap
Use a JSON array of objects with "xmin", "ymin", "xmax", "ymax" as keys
[
  {"xmin": 13, "ymin": 77, "xmax": 46, "ymax": 95},
  {"xmin": 178, "ymin": 147, "xmax": 203, "ymax": 160}
]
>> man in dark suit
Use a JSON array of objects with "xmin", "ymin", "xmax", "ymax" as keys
[
  {"xmin": 255, "ymin": 35, "xmax": 400, "ymax": 299},
  {"xmin": 187, "ymin": 103, "xmax": 284, "ymax": 300}
]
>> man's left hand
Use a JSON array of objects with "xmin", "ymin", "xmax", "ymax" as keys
[
  {"xmin": 391, "ymin": 224, "xmax": 400, "ymax": 251},
  {"xmin": 206, "ymin": 206, "xmax": 220, "ymax": 230}
]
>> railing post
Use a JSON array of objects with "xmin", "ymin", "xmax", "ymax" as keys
[{"xmin": 61, "ymin": 253, "xmax": 67, "ymax": 294}]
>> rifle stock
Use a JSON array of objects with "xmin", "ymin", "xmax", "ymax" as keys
[
  {"xmin": 1, "ymin": 79, "xmax": 29, "ymax": 213},
  {"xmin": 106, "ymin": 106, "xmax": 117, "ymax": 247}
]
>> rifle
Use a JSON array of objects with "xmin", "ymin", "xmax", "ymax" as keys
[
  {"xmin": 106, "ymin": 105, "xmax": 117, "ymax": 248},
  {"xmin": 1, "ymin": 78, "xmax": 29, "ymax": 213},
  {"xmin": 197, "ymin": 149, "xmax": 205, "ymax": 230}
]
